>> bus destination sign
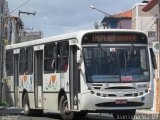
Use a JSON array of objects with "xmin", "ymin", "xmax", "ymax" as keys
[
  {"xmin": 82, "ymin": 32, "xmax": 147, "ymax": 44},
  {"xmin": 92, "ymin": 35, "xmax": 136, "ymax": 43}
]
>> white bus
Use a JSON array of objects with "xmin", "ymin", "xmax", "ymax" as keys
[{"xmin": 5, "ymin": 29, "xmax": 156, "ymax": 120}]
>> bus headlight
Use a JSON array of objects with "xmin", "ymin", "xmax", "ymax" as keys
[
  {"xmin": 145, "ymin": 90, "xmax": 148, "ymax": 93},
  {"xmin": 90, "ymin": 90, "xmax": 94, "ymax": 94}
]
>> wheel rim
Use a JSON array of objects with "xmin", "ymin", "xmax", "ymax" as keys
[{"xmin": 63, "ymin": 99, "xmax": 71, "ymax": 115}]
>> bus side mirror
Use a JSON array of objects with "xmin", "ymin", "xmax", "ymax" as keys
[
  {"xmin": 77, "ymin": 50, "xmax": 83, "ymax": 64},
  {"xmin": 150, "ymin": 48, "xmax": 157, "ymax": 69}
]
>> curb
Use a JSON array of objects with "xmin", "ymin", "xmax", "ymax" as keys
[
  {"xmin": 0, "ymin": 107, "xmax": 23, "ymax": 115},
  {"xmin": 0, "ymin": 106, "xmax": 7, "ymax": 110},
  {"xmin": 136, "ymin": 110, "xmax": 159, "ymax": 115}
]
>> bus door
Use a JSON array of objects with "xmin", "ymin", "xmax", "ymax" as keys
[
  {"xmin": 69, "ymin": 45, "xmax": 80, "ymax": 110},
  {"xmin": 34, "ymin": 47, "xmax": 43, "ymax": 108},
  {"xmin": 13, "ymin": 49, "xmax": 20, "ymax": 107}
]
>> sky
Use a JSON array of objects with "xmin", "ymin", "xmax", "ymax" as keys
[{"xmin": 8, "ymin": 0, "xmax": 144, "ymax": 37}]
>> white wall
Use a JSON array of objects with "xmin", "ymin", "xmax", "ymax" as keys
[{"xmin": 132, "ymin": 2, "xmax": 157, "ymax": 113}]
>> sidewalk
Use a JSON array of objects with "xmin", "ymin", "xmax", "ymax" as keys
[{"xmin": 136, "ymin": 109, "xmax": 159, "ymax": 115}]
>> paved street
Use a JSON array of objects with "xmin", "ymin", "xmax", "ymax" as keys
[
  {"xmin": 0, "ymin": 108, "xmax": 159, "ymax": 120},
  {"xmin": 0, "ymin": 111, "xmax": 114, "ymax": 120},
  {"xmin": 0, "ymin": 108, "xmax": 114, "ymax": 120}
]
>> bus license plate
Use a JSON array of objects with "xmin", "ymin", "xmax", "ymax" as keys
[{"xmin": 115, "ymin": 99, "xmax": 127, "ymax": 104}]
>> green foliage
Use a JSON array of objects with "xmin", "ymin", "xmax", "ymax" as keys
[{"xmin": 0, "ymin": 101, "xmax": 8, "ymax": 107}]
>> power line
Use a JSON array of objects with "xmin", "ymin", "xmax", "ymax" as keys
[{"xmin": 9, "ymin": 0, "xmax": 31, "ymax": 14}]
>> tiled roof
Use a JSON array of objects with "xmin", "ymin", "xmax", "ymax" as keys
[
  {"xmin": 142, "ymin": 0, "xmax": 158, "ymax": 12},
  {"xmin": 11, "ymin": 16, "xmax": 18, "ymax": 19},
  {"xmin": 112, "ymin": 10, "xmax": 132, "ymax": 18}
]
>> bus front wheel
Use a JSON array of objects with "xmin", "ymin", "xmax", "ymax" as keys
[{"xmin": 59, "ymin": 95, "xmax": 75, "ymax": 120}]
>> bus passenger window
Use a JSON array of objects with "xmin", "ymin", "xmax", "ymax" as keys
[
  {"xmin": 44, "ymin": 43, "xmax": 56, "ymax": 73},
  {"xmin": 19, "ymin": 48, "xmax": 26, "ymax": 75},
  {"xmin": 26, "ymin": 47, "xmax": 33, "ymax": 74},
  {"xmin": 56, "ymin": 41, "xmax": 69, "ymax": 72}
]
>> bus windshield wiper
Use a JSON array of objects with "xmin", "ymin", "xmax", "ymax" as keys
[
  {"xmin": 124, "ymin": 52, "xmax": 127, "ymax": 74},
  {"xmin": 128, "ymin": 44, "xmax": 134, "ymax": 57}
]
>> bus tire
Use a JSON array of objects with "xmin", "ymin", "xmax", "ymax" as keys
[
  {"xmin": 23, "ymin": 94, "xmax": 32, "ymax": 116},
  {"xmin": 59, "ymin": 95, "xmax": 75, "ymax": 120},
  {"xmin": 112, "ymin": 109, "xmax": 136, "ymax": 120}
]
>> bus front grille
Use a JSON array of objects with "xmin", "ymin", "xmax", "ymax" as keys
[{"xmin": 95, "ymin": 102, "xmax": 144, "ymax": 107}]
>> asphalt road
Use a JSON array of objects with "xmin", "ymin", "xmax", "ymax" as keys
[
  {"xmin": 0, "ymin": 109, "xmax": 159, "ymax": 120},
  {"xmin": 0, "ymin": 112, "xmax": 114, "ymax": 120}
]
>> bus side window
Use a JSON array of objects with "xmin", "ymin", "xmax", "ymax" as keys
[
  {"xmin": 44, "ymin": 43, "xmax": 56, "ymax": 73},
  {"xmin": 19, "ymin": 48, "xmax": 26, "ymax": 75},
  {"xmin": 56, "ymin": 41, "xmax": 69, "ymax": 72},
  {"xmin": 26, "ymin": 47, "xmax": 33, "ymax": 74}
]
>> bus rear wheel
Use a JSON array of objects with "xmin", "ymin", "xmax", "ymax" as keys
[
  {"xmin": 112, "ymin": 109, "xmax": 136, "ymax": 120},
  {"xmin": 59, "ymin": 95, "xmax": 75, "ymax": 120}
]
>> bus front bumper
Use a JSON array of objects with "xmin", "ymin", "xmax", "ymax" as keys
[{"xmin": 80, "ymin": 91, "xmax": 153, "ymax": 111}]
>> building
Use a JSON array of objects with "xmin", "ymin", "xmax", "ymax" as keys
[
  {"xmin": 101, "ymin": 10, "xmax": 132, "ymax": 29},
  {"xmin": 132, "ymin": 1, "xmax": 156, "ymax": 47},
  {"xmin": 20, "ymin": 30, "xmax": 43, "ymax": 42},
  {"xmin": 142, "ymin": 0, "xmax": 158, "ymax": 13},
  {"xmin": 6, "ymin": 16, "xmax": 42, "ymax": 44},
  {"xmin": 6, "ymin": 16, "xmax": 24, "ymax": 44},
  {"xmin": 132, "ymin": 0, "xmax": 159, "ymax": 113},
  {"xmin": 142, "ymin": 0, "xmax": 160, "ymax": 113}
]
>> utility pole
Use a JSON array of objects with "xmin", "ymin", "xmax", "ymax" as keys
[
  {"xmin": 17, "ymin": 10, "xmax": 36, "ymax": 42},
  {"xmin": 0, "ymin": 0, "xmax": 6, "ymax": 102},
  {"xmin": 18, "ymin": 10, "xmax": 36, "ymax": 17},
  {"xmin": 158, "ymin": 0, "xmax": 160, "ymax": 114}
]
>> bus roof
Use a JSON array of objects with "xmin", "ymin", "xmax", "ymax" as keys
[{"xmin": 5, "ymin": 29, "xmax": 146, "ymax": 50}]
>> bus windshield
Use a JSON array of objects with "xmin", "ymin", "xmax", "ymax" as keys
[{"xmin": 83, "ymin": 46, "xmax": 149, "ymax": 83}]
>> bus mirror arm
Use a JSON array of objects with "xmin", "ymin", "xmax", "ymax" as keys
[{"xmin": 77, "ymin": 50, "xmax": 83, "ymax": 64}]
